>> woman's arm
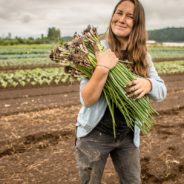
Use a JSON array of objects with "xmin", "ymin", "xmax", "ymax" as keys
[
  {"xmin": 146, "ymin": 53, "xmax": 167, "ymax": 101},
  {"xmin": 81, "ymin": 49, "xmax": 118, "ymax": 106},
  {"xmin": 126, "ymin": 53, "xmax": 167, "ymax": 101}
]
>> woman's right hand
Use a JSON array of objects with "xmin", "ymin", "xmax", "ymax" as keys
[
  {"xmin": 81, "ymin": 49, "xmax": 118, "ymax": 106},
  {"xmin": 95, "ymin": 49, "xmax": 118, "ymax": 70}
]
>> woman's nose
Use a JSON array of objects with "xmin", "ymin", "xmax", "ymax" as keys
[{"xmin": 118, "ymin": 14, "xmax": 126, "ymax": 23}]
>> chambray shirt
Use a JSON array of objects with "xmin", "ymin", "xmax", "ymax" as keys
[{"xmin": 76, "ymin": 40, "xmax": 167, "ymax": 147}]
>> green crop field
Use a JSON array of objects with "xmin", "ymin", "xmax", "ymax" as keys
[
  {"xmin": 0, "ymin": 44, "xmax": 184, "ymax": 88},
  {"xmin": 155, "ymin": 60, "xmax": 184, "ymax": 74},
  {"xmin": 0, "ymin": 68, "xmax": 71, "ymax": 88},
  {"xmin": 148, "ymin": 46, "xmax": 184, "ymax": 60}
]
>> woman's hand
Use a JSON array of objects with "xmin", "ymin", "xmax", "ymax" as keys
[
  {"xmin": 81, "ymin": 49, "xmax": 118, "ymax": 106},
  {"xmin": 126, "ymin": 78, "xmax": 152, "ymax": 99},
  {"xmin": 95, "ymin": 49, "xmax": 118, "ymax": 71}
]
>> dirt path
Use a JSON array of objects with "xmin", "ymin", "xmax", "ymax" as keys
[{"xmin": 0, "ymin": 106, "xmax": 183, "ymax": 184}]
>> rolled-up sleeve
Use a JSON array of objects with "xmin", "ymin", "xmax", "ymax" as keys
[
  {"xmin": 79, "ymin": 78, "xmax": 88, "ymax": 105},
  {"xmin": 147, "ymin": 53, "xmax": 167, "ymax": 101}
]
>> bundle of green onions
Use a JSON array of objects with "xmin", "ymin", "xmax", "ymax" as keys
[{"xmin": 50, "ymin": 25, "xmax": 157, "ymax": 137}]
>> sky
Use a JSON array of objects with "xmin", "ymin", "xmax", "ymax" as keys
[{"xmin": 0, "ymin": 0, "xmax": 183, "ymax": 38}]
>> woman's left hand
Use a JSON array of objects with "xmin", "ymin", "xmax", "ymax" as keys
[{"xmin": 126, "ymin": 78, "xmax": 152, "ymax": 99}]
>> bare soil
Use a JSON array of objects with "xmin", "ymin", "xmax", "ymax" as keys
[{"xmin": 0, "ymin": 74, "xmax": 184, "ymax": 184}]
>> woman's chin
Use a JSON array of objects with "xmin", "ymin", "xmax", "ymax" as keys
[{"xmin": 114, "ymin": 31, "xmax": 129, "ymax": 38}]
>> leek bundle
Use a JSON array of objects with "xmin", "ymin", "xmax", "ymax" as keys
[{"xmin": 50, "ymin": 25, "xmax": 157, "ymax": 137}]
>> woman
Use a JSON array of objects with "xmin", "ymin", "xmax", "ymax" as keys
[{"xmin": 75, "ymin": 0, "xmax": 167, "ymax": 183}]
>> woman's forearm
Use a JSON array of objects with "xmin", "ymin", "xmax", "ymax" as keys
[
  {"xmin": 81, "ymin": 49, "xmax": 118, "ymax": 106},
  {"xmin": 81, "ymin": 66, "xmax": 109, "ymax": 106}
]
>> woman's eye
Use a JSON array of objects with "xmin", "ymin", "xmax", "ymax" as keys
[
  {"xmin": 127, "ymin": 15, "xmax": 134, "ymax": 19},
  {"xmin": 116, "ymin": 12, "xmax": 122, "ymax": 15}
]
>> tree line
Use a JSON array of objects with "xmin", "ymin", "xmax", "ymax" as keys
[
  {"xmin": 0, "ymin": 27, "xmax": 184, "ymax": 45},
  {"xmin": 148, "ymin": 27, "xmax": 184, "ymax": 42},
  {"xmin": 0, "ymin": 27, "xmax": 64, "ymax": 45}
]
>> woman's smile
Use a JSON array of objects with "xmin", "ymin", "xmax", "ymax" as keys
[{"xmin": 115, "ymin": 24, "xmax": 128, "ymax": 30}]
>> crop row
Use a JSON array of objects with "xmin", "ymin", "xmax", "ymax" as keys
[
  {"xmin": 0, "ymin": 68, "xmax": 73, "ymax": 88},
  {"xmin": 0, "ymin": 58, "xmax": 52, "ymax": 67},
  {"xmin": 0, "ymin": 50, "xmax": 48, "ymax": 55},
  {"xmin": 0, "ymin": 54, "xmax": 50, "ymax": 60},
  {"xmin": 0, "ymin": 44, "xmax": 184, "ymax": 61},
  {"xmin": 0, "ymin": 44, "xmax": 52, "ymax": 60},
  {"xmin": 0, "ymin": 61, "xmax": 184, "ymax": 89},
  {"xmin": 148, "ymin": 47, "xmax": 184, "ymax": 60},
  {"xmin": 0, "ymin": 44, "xmax": 52, "ymax": 50},
  {"xmin": 155, "ymin": 60, "xmax": 184, "ymax": 74}
]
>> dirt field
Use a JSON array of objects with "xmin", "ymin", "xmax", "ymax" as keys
[{"xmin": 0, "ymin": 74, "xmax": 184, "ymax": 184}]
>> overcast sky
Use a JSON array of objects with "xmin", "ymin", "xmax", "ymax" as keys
[{"xmin": 0, "ymin": 0, "xmax": 183, "ymax": 37}]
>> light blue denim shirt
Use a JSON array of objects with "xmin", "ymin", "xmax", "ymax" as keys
[{"xmin": 76, "ymin": 40, "xmax": 167, "ymax": 147}]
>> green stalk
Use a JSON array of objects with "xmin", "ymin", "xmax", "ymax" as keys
[
  {"xmin": 103, "ymin": 90, "xmax": 116, "ymax": 138},
  {"xmin": 51, "ymin": 27, "xmax": 158, "ymax": 136}
]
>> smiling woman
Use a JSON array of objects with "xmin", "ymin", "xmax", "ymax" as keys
[{"xmin": 75, "ymin": 0, "xmax": 167, "ymax": 184}]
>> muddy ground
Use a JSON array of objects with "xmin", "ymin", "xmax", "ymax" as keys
[{"xmin": 0, "ymin": 74, "xmax": 184, "ymax": 184}]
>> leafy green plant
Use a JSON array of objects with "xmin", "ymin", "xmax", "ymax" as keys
[{"xmin": 0, "ymin": 67, "xmax": 71, "ymax": 88}]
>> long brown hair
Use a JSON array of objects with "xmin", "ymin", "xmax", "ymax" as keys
[{"xmin": 107, "ymin": 0, "xmax": 148, "ymax": 77}]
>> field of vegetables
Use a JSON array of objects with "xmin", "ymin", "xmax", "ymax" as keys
[
  {"xmin": 0, "ymin": 44, "xmax": 184, "ymax": 89},
  {"xmin": 0, "ymin": 44, "xmax": 184, "ymax": 184}
]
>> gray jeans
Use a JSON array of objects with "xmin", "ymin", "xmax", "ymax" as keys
[{"xmin": 75, "ymin": 129, "xmax": 141, "ymax": 184}]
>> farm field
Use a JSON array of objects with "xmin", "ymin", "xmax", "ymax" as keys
[
  {"xmin": 1, "ymin": 44, "xmax": 184, "ymax": 89},
  {"xmin": 0, "ymin": 44, "xmax": 184, "ymax": 183},
  {"xmin": 0, "ymin": 74, "xmax": 184, "ymax": 184}
]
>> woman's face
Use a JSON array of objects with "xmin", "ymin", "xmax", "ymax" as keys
[{"xmin": 111, "ymin": 1, "xmax": 135, "ymax": 40}]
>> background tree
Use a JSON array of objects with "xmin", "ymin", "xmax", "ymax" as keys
[
  {"xmin": 148, "ymin": 27, "xmax": 184, "ymax": 42},
  {"xmin": 47, "ymin": 27, "xmax": 61, "ymax": 43}
]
